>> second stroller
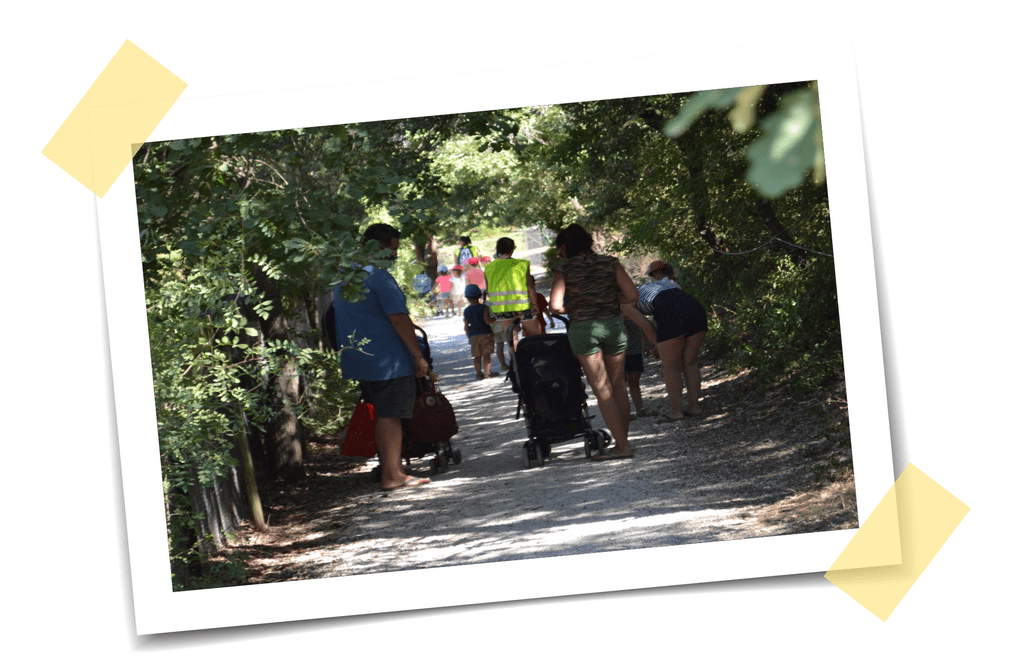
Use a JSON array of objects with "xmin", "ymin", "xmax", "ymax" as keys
[{"xmin": 505, "ymin": 316, "xmax": 611, "ymax": 468}]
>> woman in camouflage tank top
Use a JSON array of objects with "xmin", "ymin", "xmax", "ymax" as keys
[{"xmin": 549, "ymin": 224, "xmax": 640, "ymax": 460}]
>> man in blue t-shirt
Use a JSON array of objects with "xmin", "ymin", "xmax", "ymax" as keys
[{"xmin": 334, "ymin": 224, "xmax": 431, "ymax": 491}]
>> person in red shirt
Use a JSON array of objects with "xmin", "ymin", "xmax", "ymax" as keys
[
  {"xmin": 464, "ymin": 257, "xmax": 487, "ymax": 293},
  {"xmin": 433, "ymin": 265, "xmax": 456, "ymax": 317},
  {"xmin": 521, "ymin": 291, "xmax": 553, "ymax": 337}
]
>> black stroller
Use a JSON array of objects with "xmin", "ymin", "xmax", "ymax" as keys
[
  {"xmin": 505, "ymin": 316, "xmax": 611, "ymax": 468},
  {"xmin": 400, "ymin": 325, "xmax": 461, "ymax": 474}
]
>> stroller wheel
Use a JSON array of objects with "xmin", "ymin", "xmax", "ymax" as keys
[
  {"xmin": 600, "ymin": 428, "xmax": 613, "ymax": 449},
  {"xmin": 371, "ymin": 465, "xmax": 382, "ymax": 481},
  {"xmin": 521, "ymin": 442, "xmax": 532, "ymax": 469},
  {"xmin": 451, "ymin": 446, "xmax": 462, "ymax": 466}
]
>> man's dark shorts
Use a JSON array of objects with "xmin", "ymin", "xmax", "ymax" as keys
[
  {"xmin": 495, "ymin": 309, "xmax": 531, "ymax": 320},
  {"xmin": 359, "ymin": 376, "xmax": 416, "ymax": 419}
]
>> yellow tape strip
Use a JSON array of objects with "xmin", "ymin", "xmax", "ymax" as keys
[
  {"xmin": 42, "ymin": 40, "xmax": 186, "ymax": 197},
  {"xmin": 825, "ymin": 463, "xmax": 969, "ymax": 621}
]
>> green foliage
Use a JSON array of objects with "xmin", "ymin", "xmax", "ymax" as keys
[
  {"xmin": 166, "ymin": 489, "xmax": 251, "ymax": 591},
  {"xmin": 714, "ymin": 255, "xmax": 843, "ymax": 395},
  {"xmin": 745, "ymin": 88, "xmax": 825, "ymax": 198},
  {"xmin": 297, "ymin": 349, "xmax": 361, "ymax": 438},
  {"xmin": 665, "ymin": 82, "xmax": 825, "ymax": 199}
]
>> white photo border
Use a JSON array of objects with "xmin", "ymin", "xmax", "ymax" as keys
[{"xmin": 95, "ymin": 38, "xmax": 895, "ymax": 635}]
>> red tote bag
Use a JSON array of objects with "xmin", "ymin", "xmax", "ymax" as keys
[{"xmin": 341, "ymin": 401, "xmax": 378, "ymax": 458}]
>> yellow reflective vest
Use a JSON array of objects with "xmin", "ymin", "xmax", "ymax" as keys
[{"xmin": 484, "ymin": 258, "xmax": 530, "ymax": 314}]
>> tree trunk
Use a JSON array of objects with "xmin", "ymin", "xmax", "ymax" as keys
[
  {"xmin": 686, "ymin": 164, "xmax": 729, "ymax": 254},
  {"xmin": 233, "ymin": 420, "xmax": 269, "ymax": 532},
  {"xmin": 250, "ymin": 264, "xmax": 307, "ymax": 482},
  {"xmin": 414, "ymin": 236, "xmax": 440, "ymax": 279},
  {"xmin": 637, "ymin": 108, "xmax": 731, "ymax": 255},
  {"xmin": 753, "ymin": 198, "xmax": 811, "ymax": 267}
]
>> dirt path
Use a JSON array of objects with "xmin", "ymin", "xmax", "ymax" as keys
[{"xmin": 229, "ymin": 287, "xmax": 857, "ymax": 585}]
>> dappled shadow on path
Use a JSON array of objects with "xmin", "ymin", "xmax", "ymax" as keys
[{"xmin": 239, "ymin": 312, "xmax": 856, "ymax": 584}]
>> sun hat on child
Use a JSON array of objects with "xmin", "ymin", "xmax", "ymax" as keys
[{"xmin": 464, "ymin": 284, "xmax": 482, "ymax": 298}]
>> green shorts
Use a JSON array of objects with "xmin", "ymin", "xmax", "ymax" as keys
[{"xmin": 567, "ymin": 316, "xmax": 627, "ymax": 357}]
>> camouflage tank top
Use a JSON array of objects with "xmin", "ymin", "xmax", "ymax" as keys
[{"xmin": 554, "ymin": 253, "xmax": 622, "ymax": 322}]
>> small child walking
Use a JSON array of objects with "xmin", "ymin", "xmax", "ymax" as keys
[
  {"xmin": 623, "ymin": 314, "xmax": 654, "ymax": 418},
  {"xmin": 434, "ymin": 265, "xmax": 455, "ymax": 317},
  {"xmin": 451, "ymin": 265, "xmax": 467, "ymax": 315},
  {"xmin": 463, "ymin": 284, "xmax": 498, "ymax": 379}
]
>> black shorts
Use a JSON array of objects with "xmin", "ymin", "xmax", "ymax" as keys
[
  {"xmin": 495, "ymin": 309, "xmax": 531, "ymax": 320},
  {"xmin": 625, "ymin": 353, "xmax": 644, "ymax": 375},
  {"xmin": 358, "ymin": 376, "xmax": 416, "ymax": 419},
  {"xmin": 652, "ymin": 290, "xmax": 708, "ymax": 342}
]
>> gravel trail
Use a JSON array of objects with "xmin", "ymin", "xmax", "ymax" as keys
[{"xmin": 303, "ymin": 312, "xmax": 772, "ymax": 579}]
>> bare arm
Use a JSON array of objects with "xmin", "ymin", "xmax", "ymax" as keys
[
  {"xmin": 527, "ymin": 272, "xmax": 540, "ymax": 317},
  {"xmin": 615, "ymin": 264, "xmax": 639, "ymax": 305},
  {"xmin": 548, "ymin": 271, "xmax": 566, "ymax": 315},
  {"xmin": 620, "ymin": 302, "xmax": 658, "ymax": 345},
  {"xmin": 388, "ymin": 313, "xmax": 430, "ymax": 378}
]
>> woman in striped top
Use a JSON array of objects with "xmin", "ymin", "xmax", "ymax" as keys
[
  {"xmin": 549, "ymin": 224, "xmax": 640, "ymax": 460},
  {"xmin": 636, "ymin": 260, "xmax": 708, "ymax": 420}
]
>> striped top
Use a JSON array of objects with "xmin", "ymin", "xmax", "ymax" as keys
[
  {"xmin": 637, "ymin": 280, "xmax": 681, "ymax": 315},
  {"xmin": 554, "ymin": 253, "xmax": 622, "ymax": 322}
]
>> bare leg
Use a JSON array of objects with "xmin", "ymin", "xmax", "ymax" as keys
[
  {"xmin": 626, "ymin": 373, "xmax": 644, "ymax": 415},
  {"xmin": 604, "ymin": 351, "xmax": 630, "ymax": 431},
  {"xmin": 483, "ymin": 338, "xmax": 494, "ymax": 374},
  {"xmin": 377, "ymin": 416, "xmax": 428, "ymax": 490},
  {"xmin": 657, "ymin": 335, "xmax": 686, "ymax": 419},
  {"xmin": 577, "ymin": 350, "xmax": 631, "ymax": 455},
  {"xmin": 681, "ymin": 331, "xmax": 706, "ymax": 414}
]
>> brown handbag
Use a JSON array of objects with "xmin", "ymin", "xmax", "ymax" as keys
[{"xmin": 408, "ymin": 383, "xmax": 458, "ymax": 443}]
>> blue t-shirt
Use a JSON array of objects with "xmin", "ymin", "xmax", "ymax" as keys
[
  {"xmin": 334, "ymin": 266, "xmax": 414, "ymax": 381},
  {"xmin": 463, "ymin": 303, "xmax": 492, "ymax": 337}
]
